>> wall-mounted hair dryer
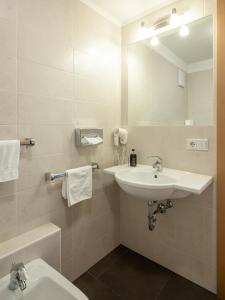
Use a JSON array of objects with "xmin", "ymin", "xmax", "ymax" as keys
[{"xmin": 113, "ymin": 128, "xmax": 128, "ymax": 146}]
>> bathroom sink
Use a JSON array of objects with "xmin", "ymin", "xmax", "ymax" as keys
[
  {"xmin": 0, "ymin": 259, "xmax": 88, "ymax": 300},
  {"xmin": 104, "ymin": 165, "xmax": 213, "ymax": 201},
  {"xmin": 115, "ymin": 169, "xmax": 177, "ymax": 201}
]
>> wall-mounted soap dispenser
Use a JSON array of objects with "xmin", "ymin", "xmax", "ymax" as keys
[{"xmin": 75, "ymin": 128, "xmax": 103, "ymax": 147}]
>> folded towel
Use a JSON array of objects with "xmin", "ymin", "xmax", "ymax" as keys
[
  {"xmin": 0, "ymin": 140, "xmax": 20, "ymax": 182},
  {"xmin": 62, "ymin": 166, "xmax": 92, "ymax": 207}
]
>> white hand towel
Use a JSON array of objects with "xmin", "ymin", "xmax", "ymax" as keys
[
  {"xmin": 62, "ymin": 166, "xmax": 92, "ymax": 207},
  {"xmin": 0, "ymin": 140, "xmax": 20, "ymax": 182}
]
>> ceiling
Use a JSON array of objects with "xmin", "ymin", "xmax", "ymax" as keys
[{"xmin": 81, "ymin": 0, "xmax": 177, "ymax": 25}]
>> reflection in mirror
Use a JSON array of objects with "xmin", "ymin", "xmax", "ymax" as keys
[{"xmin": 127, "ymin": 16, "xmax": 214, "ymax": 126}]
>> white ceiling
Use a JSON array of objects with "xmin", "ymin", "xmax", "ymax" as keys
[{"xmin": 81, "ymin": 0, "xmax": 177, "ymax": 25}]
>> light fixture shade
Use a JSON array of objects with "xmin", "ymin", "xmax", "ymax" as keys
[
  {"xmin": 139, "ymin": 22, "xmax": 155, "ymax": 39},
  {"xmin": 139, "ymin": 23, "xmax": 149, "ymax": 39},
  {"xmin": 170, "ymin": 8, "xmax": 179, "ymax": 26},
  {"xmin": 179, "ymin": 25, "xmax": 190, "ymax": 37},
  {"xmin": 150, "ymin": 36, "xmax": 159, "ymax": 46}
]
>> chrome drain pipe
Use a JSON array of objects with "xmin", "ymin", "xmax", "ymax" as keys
[{"xmin": 147, "ymin": 200, "xmax": 174, "ymax": 231}]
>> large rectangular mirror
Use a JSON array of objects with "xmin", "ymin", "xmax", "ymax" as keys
[{"xmin": 127, "ymin": 16, "xmax": 214, "ymax": 126}]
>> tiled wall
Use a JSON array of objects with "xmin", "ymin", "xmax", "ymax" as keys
[
  {"xmin": 0, "ymin": 0, "xmax": 217, "ymax": 293},
  {"xmin": 121, "ymin": 0, "xmax": 217, "ymax": 293},
  {"xmin": 0, "ymin": 0, "xmax": 121, "ymax": 281},
  {"xmin": 0, "ymin": 223, "xmax": 61, "ymax": 278},
  {"xmin": 120, "ymin": 126, "xmax": 216, "ymax": 292}
]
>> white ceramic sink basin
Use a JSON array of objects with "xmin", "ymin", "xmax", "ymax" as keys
[
  {"xmin": 104, "ymin": 165, "xmax": 213, "ymax": 201},
  {"xmin": 0, "ymin": 259, "xmax": 88, "ymax": 300}
]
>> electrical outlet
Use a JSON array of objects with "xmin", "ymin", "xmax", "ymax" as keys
[{"xmin": 186, "ymin": 139, "xmax": 209, "ymax": 151}]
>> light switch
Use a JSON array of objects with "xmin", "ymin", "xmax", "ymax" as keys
[{"xmin": 186, "ymin": 139, "xmax": 209, "ymax": 151}]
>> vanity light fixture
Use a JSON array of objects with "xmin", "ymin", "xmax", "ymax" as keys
[
  {"xmin": 139, "ymin": 22, "xmax": 155, "ymax": 39},
  {"xmin": 170, "ymin": 8, "xmax": 179, "ymax": 26},
  {"xmin": 150, "ymin": 36, "xmax": 159, "ymax": 47},
  {"xmin": 139, "ymin": 22, "xmax": 149, "ymax": 39},
  {"xmin": 179, "ymin": 25, "xmax": 190, "ymax": 37},
  {"xmin": 139, "ymin": 8, "xmax": 189, "ymax": 42}
]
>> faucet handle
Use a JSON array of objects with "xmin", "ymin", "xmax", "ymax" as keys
[
  {"xmin": 10, "ymin": 262, "xmax": 28, "ymax": 280},
  {"xmin": 9, "ymin": 262, "xmax": 28, "ymax": 291},
  {"xmin": 147, "ymin": 156, "xmax": 163, "ymax": 172},
  {"xmin": 18, "ymin": 267, "xmax": 28, "ymax": 281}
]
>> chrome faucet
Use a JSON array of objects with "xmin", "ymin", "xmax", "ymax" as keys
[
  {"xmin": 8, "ymin": 262, "xmax": 28, "ymax": 291},
  {"xmin": 147, "ymin": 156, "xmax": 163, "ymax": 172}
]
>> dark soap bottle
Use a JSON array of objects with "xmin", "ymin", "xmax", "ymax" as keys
[{"xmin": 130, "ymin": 149, "xmax": 137, "ymax": 167}]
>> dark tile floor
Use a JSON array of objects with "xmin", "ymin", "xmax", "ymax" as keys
[{"xmin": 73, "ymin": 245, "xmax": 217, "ymax": 300}]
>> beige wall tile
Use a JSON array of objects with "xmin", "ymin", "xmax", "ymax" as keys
[
  {"xmin": 0, "ymin": 92, "xmax": 17, "ymax": 125},
  {"xmin": 17, "ymin": 187, "xmax": 47, "ymax": 232},
  {"xmin": 18, "ymin": 94, "xmax": 73, "ymax": 125},
  {"xmin": 74, "ymin": 101, "xmax": 111, "ymax": 128},
  {"xmin": 0, "ymin": 194, "xmax": 17, "ymax": 241},
  {"xmin": 121, "ymin": 0, "xmax": 216, "ymax": 293},
  {"xmin": 18, "ymin": 154, "xmax": 50, "ymax": 191},
  {"xmin": 0, "ymin": 181, "xmax": 17, "ymax": 198},
  {"xmin": 0, "ymin": 57, "xmax": 17, "ymax": 92},
  {"xmin": 61, "ymin": 258, "xmax": 73, "ymax": 281},
  {"xmin": 72, "ymin": 0, "xmax": 120, "ymax": 50},
  {"xmin": 18, "ymin": 60, "xmax": 73, "ymax": 99},
  {"xmin": 18, "ymin": 124, "xmax": 75, "ymax": 156},
  {"xmin": 120, "ymin": 123, "xmax": 216, "ymax": 292},
  {"xmin": 0, "ymin": 18, "xmax": 16, "ymax": 59},
  {"xmin": 18, "ymin": 0, "xmax": 74, "ymax": 72},
  {"xmin": 0, "ymin": 0, "xmax": 215, "ymax": 293},
  {"xmin": 0, "ymin": 0, "xmax": 121, "ymax": 284},
  {"xmin": 75, "ymin": 74, "xmax": 111, "ymax": 103},
  {"xmin": 0, "ymin": 224, "xmax": 61, "ymax": 278},
  {"xmin": 0, "ymin": 0, "xmax": 17, "ymax": 20},
  {"xmin": 0, "ymin": 125, "xmax": 17, "ymax": 139}
]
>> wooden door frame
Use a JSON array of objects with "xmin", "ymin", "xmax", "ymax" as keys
[{"xmin": 217, "ymin": 1, "xmax": 225, "ymax": 299}]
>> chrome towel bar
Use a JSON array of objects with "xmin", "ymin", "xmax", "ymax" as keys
[
  {"xmin": 20, "ymin": 138, "xmax": 35, "ymax": 146},
  {"xmin": 45, "ymin": 162, "xmax": 100, "ymax": 182}
]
